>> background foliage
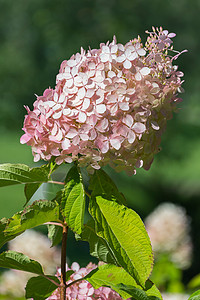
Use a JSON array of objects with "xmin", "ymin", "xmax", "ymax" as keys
[{"xmin": 0, "ymin": 0, "xmax": 200, "ymax": 291}]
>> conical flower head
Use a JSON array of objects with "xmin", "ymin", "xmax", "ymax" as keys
[{"xmin": 21, "ymin": 27, "xmax": 186, "ymax": 175}]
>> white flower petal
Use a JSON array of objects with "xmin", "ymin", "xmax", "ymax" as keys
[
  {"xmin": 123, "ymin": 59, "xmax": 132, "ymax": 69},
  {"xmin": 46, "ymin": 101, "xmax": 56, "ymax": 108},
  {"xmin": 96, "ymin": 104, "xmax": 106, "ymax": 114},
  {"xmin": 66, "ymin": 129, "xmax": 77, "ymax": 138},
  {"xmin": 123, "ymin": 114, "xmax": 133, "ymax": 127},
  {"xmin": 58, "ymin": 94, "xmax": 65, "ymax": 103},
  {"xmin": 71, "ymin": 66, "xmax": 78, "ymax": 76},
  {"xmin": 54, "ymin": 93, "xmax": 58, "ymax": 102},
  {"xmin": 55, "ymin": 129, "xmax": 63, "ymax": 141},
  {"xmin": 51, "ymin": 123, "xmax": 58, "ymax": 136},
  {"xmin": 67, "ymin": 59, "xmax": 76, "ymax": 67},
  {"xmin": 100, "ymin": 53, "xmax": 110, "ymax": 62},
  {"xmin": 140, "ymin": 67, "xmax": 150, "ymax": 76},
  {"xmin": 132, "ymin": 122, "xmax": 146, "ymax": 134},
  {"xmin": 135, "ymin": 72, "xmax": 142, "ymax": 81},
  {"xmin": 119, "ymin": 102, "xmax": 129, "ymax": 111},
  {"xmin": 151, "ymin": 121, "xmax": 160, "ymax": 130},
  {"xmin": 116, "ymin": 54, "xmax": 126, "ymax": 63},
  {"xmin": 71, "ymin": 262, "xmax": 80, "ymax": 272},
  {"xmin": 127, "ymin": 52, "xmax": 138, "ymax": 60},
  {"xmin": 110, "ymin": 138, "xmax": 121, "ymax": 150},
  {"xmin": 77, "ymin": 87, "xmax": 86, "ymax": 99},
  {"xmin": 63, "ymin": 108, "xmax": 71, "ymax": 116},
  {"xmin": 78, "ymin": 111, "xmax": 87, "ymax": 123},
  {"xmin": 52, "ymin": 103, "xmax": 61, "ymax": 111},
  {"xmin": 137, "ymin": 48, "xmax": 146, "ymax": 56},
  {"xmin": 82, "ymin": 98, "xmax": 90, "ymax": 110},
  {"xmin": 52, "ymin": 111, "xmax": 62, "ymax": 119},
  {"xmin": 111, "ymin": 45, "xmax": 118, "ymax": 53},
  {"xmin": 62, "ymin": 138, "xmax": 71, "ymax": 150},
  {"xmin": 102, "ymin": 45, "xmax": 110, "ymax": 53},
  {"xmin": 128, "ymin": 130, "xmax": 136, "ymax": 143}
]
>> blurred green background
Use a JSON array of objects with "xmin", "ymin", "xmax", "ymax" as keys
[{"xmin": 0, "ymin": 0, "xmax": 200, "ymax": 290}]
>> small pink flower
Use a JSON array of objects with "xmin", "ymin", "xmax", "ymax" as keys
[{"xmin": 47, "ymin": 262, "xmax": 129, "ymax": 300}]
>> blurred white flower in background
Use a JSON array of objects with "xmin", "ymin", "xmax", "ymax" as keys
[
  {"xmin": 145, "ymin": 202, "xmax": 193, "ymax": 269},
  {"xmin": 162, "ymin": 292, "xmax": 189, "ymax": 300},
  {"xmin": 0, "ymin": 229, "xmax": 60, "ymax": 297}
]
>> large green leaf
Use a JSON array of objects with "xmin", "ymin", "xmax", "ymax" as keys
[
  {"xmin": 89, "ymin": 197, "xmax": 153, "ymax": 286},
  {"xmin": 0, "ymin": 251, "xmax": 44, "ymax": 275},
  {"xmin": 85, "ymin": 264, "xmax": 162, "ymax": 300},
  {"xmin": 0, "ymin": 200, "xmax": 60, "ymax": 249},
  {"xmin": 60, "ymin": 165, "xmax": 85, "ymax": 235},
  {"xmin": 0, "ymin": 163, "xmax": 49, "ymax": 187},
  {"xmin": 25, "ymin": 275, "xmax": 59, "ymax": 300},
  {"xmin": 24, "ymin": 161, "xmax": 59, "ymax": 204},
  {"xmin": 188, "ymin": 290, "xmax": 200, "ymax": 300},
  {"xmin": 118, "ymin": 283, "xmax": 162, "ymax": 300},
  {"xmin": 77, "ymin": 219, "xmax": 118, "ymax": 265},
  {"xmin": 89, "ymin": 169, "xmax": 126, "ymax": 204}
]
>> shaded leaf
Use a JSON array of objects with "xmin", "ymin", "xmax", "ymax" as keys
[
  {"xmin": 47, "ymin": 224, "xmax": 63, "ymax": 247},
  {"xmin": 89, "ymin": 169, "xmax": 126, "ymax": 205},
  {"xmin": 24, "ymin": 162, "xmax": 58, "ymax": 204},
  {"xmin": 25, "ymin": 275, "xmax": 59, "ymax": 300},
  {"xmin": 118, "ymin": 283, "xmax": 162, "ymax": 300},
  {"xmin": 0, "ymin": 251, "xmax": 44, "ymax": 275},
  {"xmin": 60, "ymin": 166, "xmax": 85, "ymax": 235},
  {"xmin": 89, "ymin": 197, "xmax": 153, "ymax": 286},
  {"xmin": 66, "ymin": 270, "xmax": 75, "ymax": 281},
  {"xmin": 85, "ymin": 264, "xmax": 162, "ymax": 300},
  {"xmin": 0, "ymin": 200, "xmax": 59, "ymax": 249},
  {"xmin": 77, "ymin": 219, "xmax": 118, "ymax": 265},
  {"xmin": 0, "ymin": 163, "xmax": 48, "ymax": 187}
]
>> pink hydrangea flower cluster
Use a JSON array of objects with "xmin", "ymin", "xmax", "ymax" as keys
[
  {"xmin": 20, "ymin": 27, "xmax": 185, "ymax": 174},
  {"xmin": 47, "ymin": 262, "xmax": 125, "ymax": 300}
]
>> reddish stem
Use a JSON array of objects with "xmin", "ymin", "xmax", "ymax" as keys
[{"xmin": 60, "ymin": 223, "xmax": 68, "ymax": 300}]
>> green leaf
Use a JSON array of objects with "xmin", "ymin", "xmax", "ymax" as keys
[
  {"xmin": 0, "ymin": 163, "xmax": 49, "ymax": 187},
  {"xmin": 188, "ymin": 290, "xmax": 200, "ymax": 300},
  {"xmin": 0, "ymin": 200, "xmax": 60, "ymax": 249},
  {"xmin": 47, "ymin": 224, "xmax": 63, "ymax": 247},
  {"xmin": 89, "ymin": 197, "xmax": 153, "ymax": 286},
  {"xmin": 25, "ymin": 275, "xmax": 59, "ymax": 300},
  {"xmin": 60, "ymin": 165, "xmax": 85, "ymax": 235},
  {"xmin": 89, "ymin": 169, "xmax": 126, "ymax": 205},
  {"xmin": 0, "ymin": 251, "xmax": 44, "ymax": 275},
  {"xmin": 66, "ymin": 270, "xmax": 75, "ymax": 280},
  {"xmin": 85, "ymin": 264, "xmax": 162, "ymax": 300},
  {"xmin": 188, "ymin": 274, "xmax": 200, "ymax": 290},
  {"xmin": 24, "ymin": 162, "xmax": 58, "ymax": 204},
  {"xmin": 118, "ymin": 283, "xmax": 162, "ymax": 300},
  {"xmin": 77, "ymin": 219, "xmax": 118, "ymax": 265}
]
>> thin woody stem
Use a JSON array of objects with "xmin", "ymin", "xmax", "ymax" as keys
[
  {"xmin": 60, "ymin": 222, "xmax": 68, "ymax": 300},
  {"xmin": 44, "ymin": 221, "xmax": 64, "ymax": 227},
  {"xmin": 48, "ymin": 180, "xmax": 65, "ymax": 185}
]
